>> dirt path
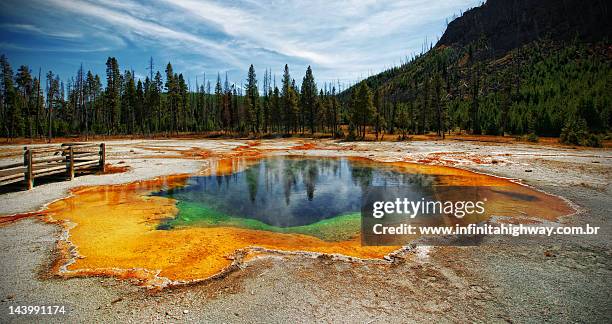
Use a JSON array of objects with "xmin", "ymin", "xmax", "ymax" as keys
[{"xmin": 0, "ymin": 138, "xmax": 610, "ymax": 322}]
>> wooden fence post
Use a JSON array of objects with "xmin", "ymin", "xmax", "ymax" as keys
[
  {"xmin": 99, "ymin": 143, "xmax": 106, "ymax": 173},
  {"xmin": 24, "ymin": 148, "xmax": 33, "ymax": 190},
  {"xmin": 67, "ymin": 146, "xmax": 74, "ymax": 180}
]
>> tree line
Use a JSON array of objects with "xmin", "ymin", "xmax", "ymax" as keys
[
  {"xmin": 1, "ymin": 39, "xmax": 610, "ymax": 146},
  {"xmin": 0, "ymin": 55, "xmax": 346, "ymax": 140}
]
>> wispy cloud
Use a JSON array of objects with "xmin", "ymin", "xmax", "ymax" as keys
[
  {"xmin": 161, "ymin": 0, "xmax": 334, "ymax": 65},
  {"xmin": 157, "ymin": 0, "xmax": 479, "ymax": 79},
  {"xmin": 41, "ymin": 0, "xmax": 242, "ymax": 66},
  {"xmin": 0, "ymin": 0, "xmax": 480, "ymax": 84},
  {"xmin": 1, "ymin": 23, "xmax": 83, "ymax": 38},
  {"xmin": 0, "ymin": 41, "xmax": 112, "ymax": 53}
]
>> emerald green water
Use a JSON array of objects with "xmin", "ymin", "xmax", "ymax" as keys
[{"xmin": 153, "ymin": 156, "xmax": 436, "ymax": 241}]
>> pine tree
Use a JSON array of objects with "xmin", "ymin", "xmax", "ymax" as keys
[
  {"xmin": 351, "ymin": 82, "xmax": 375, "ymax": 139},
  {"xmin": 32, "ymin": 73, "xmax": 44, "ymax": 138},
  {"xmin": 46, "ymin": 70, "xmax": 60, "ymax": 141},
  {"xmin": 271, "ymin": 86, "xmax": 281, "ymax": 133},
  {"xmin": 290, "ymin": 79, "xmax": 300, "ymax": 133},
  {"xmin": 281, "ymin": 65, "xmax": 292, "ymax": 134},
  {"xmin": 122, "ymin": 70, "xmax": 137, "ymax": 134},
  {"xmin": 245, "ymin": 64, "xmax": 259, "ymax": 134},
  {"xmin": 433, "ymin": 74, "xmax": 444, "ymax": 137},
  {"xmin": 152, "ymin": 72, "xmax": 163, "ymax": 132},
  {"xmin": 136, "ymin": 79, "xmax": 144, "ymax": 133},
  {"xmin": 300, "ymin": 66, "xmax": 318, "ymax": 134},
  {"xmin": 177, "ymin": 73, "xmax": 188, "ymax": 131},
  {"xmin": 105, "ymin": 57, "xmax": 121, "ymax": 134},
  {"xmin": 420, "ymin": 74, "xmax": 430, "ymax": 134},
  {"xmin": 16, "ymin": 65, "xmax": 32, "ymax": 137},
  {"xmin": 164, "ymin": 63, "xmax": 177, "ymax": 133},
  {"xmin": 330, "ymin": 86, "xmax": 340, "ymax": 136},
  {"xmin": 214, "ymin": 73, "xmax": 223, "ymax": 132},
  {"xmin": 1, "ymin": 56, "xmax": 21, "ymax": 138},
  {"xmin": 372, "ymin": 88, "xmax": 386, "ymax": 140},
  {"xmin": 396, "ymin": 103, "xmax": 410, "ymax": 140}
]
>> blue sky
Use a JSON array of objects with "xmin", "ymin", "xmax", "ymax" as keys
[{"xmin": 0, "ymin": 0, "xmax": 480, "ymax": 90}]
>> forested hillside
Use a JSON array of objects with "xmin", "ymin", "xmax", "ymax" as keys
[{"xmin": 342, "ymin": 0, "xmax": 611, "ymax": 146}]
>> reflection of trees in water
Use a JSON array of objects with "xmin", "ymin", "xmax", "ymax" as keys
[
  {"xmin": 268, "ymin": 159, "xmax": 316, "ymax": 204},
  {"xmin": 276, "ymin": 158, "xmax": 333, "ymax": 204},
  {"xmin": 237, "ymin": 157, "xmax": 437, "ymax": 206},
  {"xmin": 350, "ymin": 165, "xmax": 373, "ymax": 188},
  {"xmin": 404, "ymin": 172, "xmax": 436, "ymax": 202},
  {"xmin": 304, "ymin": 160, "xmax": 319, "ymax": 201},
  {"xmin": 283, "ymin": 160, "xmax": 298, "ymax": 205},
  {"xmin": 407, "ymin": 173, "xmax": 434, "ymax": 188},
  {"xmin": 245, "ymin": 164, "xmax": 259, "ymax": 203},
  {"xmin": 160, "ymin": 158, "xmax": 436, "ymax": 207},
  {"xmin": 353, "ymin": 164, "xmax": 434, "ymax": 188}
]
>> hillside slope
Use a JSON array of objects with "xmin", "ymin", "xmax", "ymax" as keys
[
  {"xmin": 438, "ymin": 0, "xmax": 611, "ymax": 57},
  {"xmin": 341, "ymin": 0, "xmax": 611, "ymax": 143}
]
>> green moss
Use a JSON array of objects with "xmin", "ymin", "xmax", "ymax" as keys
[{"xmin": 158, "ymin": 201, "xmax": 361, "ymax": 242}]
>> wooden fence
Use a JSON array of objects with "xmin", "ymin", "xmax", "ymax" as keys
[{"xmin": 0, "ymin": 143, "xmax": 105, "ymax": 190}]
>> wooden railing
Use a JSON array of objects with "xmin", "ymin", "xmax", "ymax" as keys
[{"xmin": 0, "ymin": 143, "xmax": 106, "ymax": 190}]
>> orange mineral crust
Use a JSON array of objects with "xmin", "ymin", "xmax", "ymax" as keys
[
  {"xmin": 43, "ymin": 174, "xmax": 397, "ymax": 285},
  {"xmin": 29, "ymin": 158, "xmax": 573, "ymax": 286},
  {"xmin": 390, "ymin": 161, "xmax": 574, "ymax": 221}
]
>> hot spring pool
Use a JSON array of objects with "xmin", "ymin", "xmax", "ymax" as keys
[{"xmin": 36, "ymin": 155, "xmax": 573, "ymax": 283}]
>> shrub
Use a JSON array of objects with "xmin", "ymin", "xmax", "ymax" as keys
[
  {"xmin": 346, "ymin": 123, "xmax": 358, "ymax": 141},
  {"xmin": 398, "ymin": 134, "xmax": 412, "ymax": 141},
  {"xmin": 527, "ymin": 133, "xmax": 539, "ymax": 142},
  {"xmin": 560, "ymin": 117, "xmax": 602, "ymax": 147}
]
